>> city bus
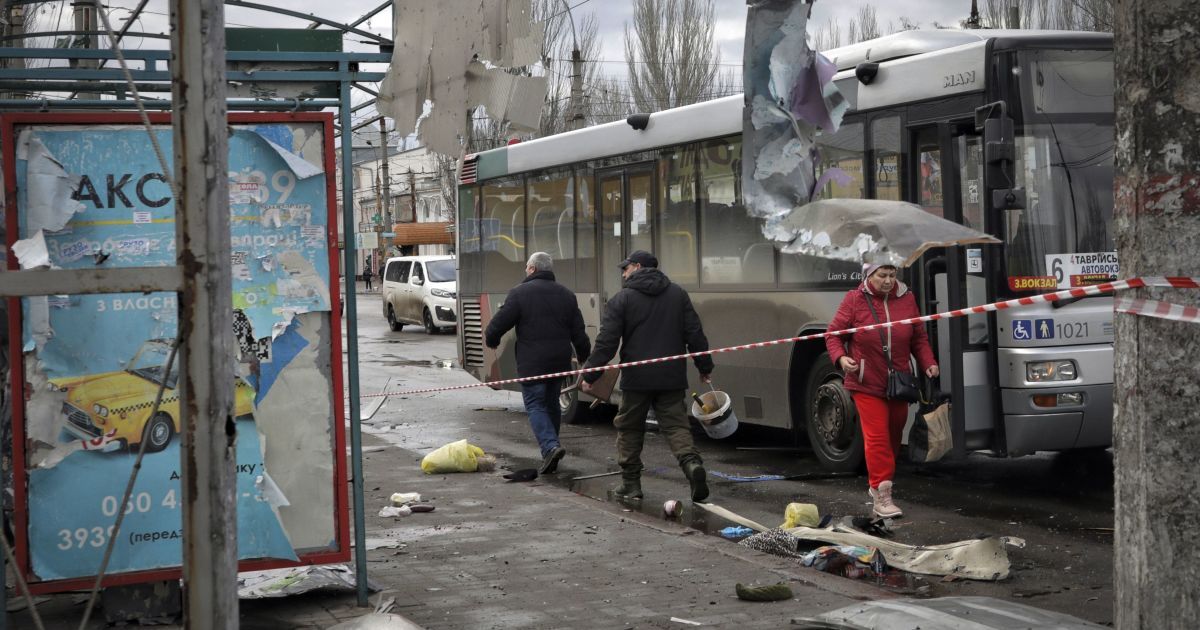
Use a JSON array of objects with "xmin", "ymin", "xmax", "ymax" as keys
[{"xmin": 455, "ymin": 29, "xmax": 1115, "ymax": 471}]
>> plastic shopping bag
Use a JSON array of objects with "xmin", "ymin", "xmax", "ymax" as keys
[
  {"xmin": 420, "ymin": 439, "xmax": 487, "ymax": 474},
  {"xmin": 910, "ymin": 380, "xmax": 952, "ymax": 463}
]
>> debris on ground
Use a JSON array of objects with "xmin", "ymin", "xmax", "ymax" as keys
[
  {"xmin": 719, "ymin": 525, "xmax": 755, "ymax": 539},
  {"xmin": 735, "ymin": 582, "xmax": 794, "ymax": 602},
  {"xmin": 783, "ymin": 524, "xmax": 1024, "ymax": 580},
  {"xmin": 799, "ymin": 545, "xmax": 887, "ymax": 579},
  {"xmin": 669, "ymin": 617, "xmax": 703, "ymax": 626},
  {"xmin": 237, "ymin": 565, "xmax": 381, "ymax": 599},
  {"xmin": 793, "ymin": 596, "xmax": 1107, "ymax": 629},
  {"xmin": 781, "ymin": 503, "xmax": 820, "ymax": 528},
  {"xmin": 663, "ymin": 499, "xmax": 682, "ymax": 518},
  {"xmin": 391, "ymin": 492, "xmax": 422, "ymax": 505},
  {"xmin": 378, "ymin": 505, "xmax": 412, "ymax": 518},
  {"xmin": 328, "ymin": 595, "xmax": 425, "ymax": 629},
  {"xmin": 503, "ymin": 468, "xmax": 538, "ymax": 482},
  {"xmin": 420, "ymin": 439, "xmax": 489, "ymax": 474}
]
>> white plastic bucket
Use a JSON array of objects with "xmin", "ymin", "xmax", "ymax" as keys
[{"xmin": 690, "ymin": 390, "xmax": 738, "ymax": 439}]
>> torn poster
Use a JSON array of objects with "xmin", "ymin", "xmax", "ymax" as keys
[
  {"xmin": 6, "ymin": 116, "xmax": 346, "ymax": 587},
  {"xmin": 377, "ymin": 0, "xmax": 547, "ymax": 155},
  {"xmin": 742, "ymin": 0, "xmax": 846, "ymax": 228},
  {"xmin": 20, "ymin": 135, "xmax": 86, "ymax": 234}
]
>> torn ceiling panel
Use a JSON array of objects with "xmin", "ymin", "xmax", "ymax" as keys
[{"xmin": 380, "ymin": 0, "xmax": 547, "ymax": 155}]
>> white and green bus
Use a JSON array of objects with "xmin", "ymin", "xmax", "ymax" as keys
[{"xmin": 455, "ymin": 29, "xmax": 1115, "ymax": 471}]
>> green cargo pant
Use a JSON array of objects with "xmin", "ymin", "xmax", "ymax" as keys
[{"xmin": 613, "ymin": 389, "xmax": 701, "ymax": 477}]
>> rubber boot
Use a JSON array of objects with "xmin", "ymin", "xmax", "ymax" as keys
[
  {"xmin": 612, "ymin": 475, "xmax": 643, "ymax": 499},
  {"xmin": 682, "ymin": 459, "xmax": 709, "ymax": 502}
]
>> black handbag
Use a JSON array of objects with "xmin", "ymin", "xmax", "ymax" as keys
[{"xmin": 864, "ymin": 292, "xmax": 920, "ymax": 403}]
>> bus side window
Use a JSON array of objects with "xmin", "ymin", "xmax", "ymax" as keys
[
  {"xmin": 872, "ymin": 116, "xmax": 901, "ymax": 200},
  {"xmin": 814, "ymin": 121, "xmax": 865, "ymax": 200},
  {"xmin": 699, "ymin": 136, "xmax": 775, "ymax": 286},
  {"xmin": 528, "ymin": 171, "xmax": 575, "ymax": 287},
  {"xmin": 481, "ymin": 177, "xmax": 527, "ymax": 291},
  {"xmin": 658, "ymin": 144, "xmax": 699, "ymax": 285}
]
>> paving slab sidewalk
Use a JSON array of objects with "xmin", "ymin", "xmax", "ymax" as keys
[{"xmin": 7, "ymin": 430, "xmax": 891, "ymax": 629}]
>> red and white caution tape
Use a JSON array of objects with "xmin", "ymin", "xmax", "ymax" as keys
[
  {"xmin": 359, "ymin": 276, "xmax": 1200, "ymax": 399},
  {"xmin": 1115, "ymin": 296, "xmax": 1200, "ymax": 324}
]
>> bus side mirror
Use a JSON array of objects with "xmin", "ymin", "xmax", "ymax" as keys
[{"xmin": 975, "ymin": 101, "xmax": 1025, "ymax": 211}]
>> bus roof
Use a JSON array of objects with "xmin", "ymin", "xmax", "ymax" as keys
[{"xmin": 465, "ymin": 30, "xmax": 1111, "ymax": 182}]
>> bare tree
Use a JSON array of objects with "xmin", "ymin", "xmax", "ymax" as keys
[
  {"xmin": 813, "ymin": 17, "xmax": 843, "ymax": 51},
  {"xmin": 980, "ymin": 0, "xmax": 1113, "ymax": 31},
  {"xmin": 622, "ymin": 0, "xmax": 732, "ymax": 112},
  {"xmin": 855, "ymin": 5, "xmax": 881, "ymax": 41}
]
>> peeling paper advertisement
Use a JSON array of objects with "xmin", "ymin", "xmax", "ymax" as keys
[{"xmin": 4, "ymin": 115, "xmax": 346, "ymax": 586}]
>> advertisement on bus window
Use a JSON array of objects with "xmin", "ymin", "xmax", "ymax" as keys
[{"xmin": 3, "ymin": 113, "xmax": 348, "ymax": 591}]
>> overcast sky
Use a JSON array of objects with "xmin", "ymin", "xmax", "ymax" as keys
[
  {"xmin": 36, "ymin": 1, "xmax": 972, "ymax": 136},
  {"xmin": 66, "ymin": 0, "xmax": 973, "ymax": 64}
]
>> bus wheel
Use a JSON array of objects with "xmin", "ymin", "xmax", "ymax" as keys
[
  {"xmin": 804, "ymin": 353, "xmax": 863, "ymax": 472},
  {"xmin": 561, "ymin": 386, "xmax": 590, "ymax": 425}
]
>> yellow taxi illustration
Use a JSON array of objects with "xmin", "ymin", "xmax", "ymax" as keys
[{"xmin": 55, "ymin": 339, "xmax": 256, "ymax": 453}]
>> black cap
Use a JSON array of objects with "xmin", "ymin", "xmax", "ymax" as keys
[
  {"xmin": 502, "ymin": 468, "xmax": 538, "ymax": 482},
  {"xmin": 618, "ymin": 250, "xmax": 658, "ymax": 270}
]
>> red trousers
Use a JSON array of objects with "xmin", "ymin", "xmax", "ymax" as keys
[{"xmin": 853, "ymin": 392, "xmax": 909, "ymax": 489}]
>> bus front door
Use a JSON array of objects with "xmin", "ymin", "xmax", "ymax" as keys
[
  {"xmin": 597, "ymin": 166, "xmax": 655, "ymax": 304},
  {"xmin": 912, "ymin": 123, "xmax": 998, "ymax": 457}
]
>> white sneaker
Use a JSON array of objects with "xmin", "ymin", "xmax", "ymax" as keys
[{"xmin": 869, "ymin": 480, "xmax": 903, "ymax": 518}]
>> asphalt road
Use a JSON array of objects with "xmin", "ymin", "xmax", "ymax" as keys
[{"xmin": 345, "ymin": 292, "xmax": 1115, "ymax": 627}]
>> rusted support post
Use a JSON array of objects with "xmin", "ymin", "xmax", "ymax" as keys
[
  {"xmin": 170, "ymin": 0, "xmax": 237, "ymax": 627},
  {"xmin": 1114, "ymin": 0, "xmax": 1200, "ymax": 625}
]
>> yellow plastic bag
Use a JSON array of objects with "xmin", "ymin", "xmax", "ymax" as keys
[
  {"xmin": 420, "ymin": 439, "xmax": 487, "ymax": 474},
  {"xmin": 781, "ymin": 502, "xmax": 820, "ymax": 529}
]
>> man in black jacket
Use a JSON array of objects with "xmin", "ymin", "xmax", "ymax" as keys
[
  {"xmin": 485, "ymin": 252, "xmax": 591, "ymax": 474},
  {"xmin": 581, "ymin": 250, "xmax": 713, "ymax": 502}
]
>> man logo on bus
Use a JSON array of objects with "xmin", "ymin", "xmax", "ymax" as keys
[{"xmin": 1013, "ymin": 320, "xmax": 1032, "ymax": 341}]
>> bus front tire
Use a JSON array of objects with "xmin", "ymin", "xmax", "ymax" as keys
[{"xmin": 804, "ymin": 353, "xmax": 864, "ymax": 473}]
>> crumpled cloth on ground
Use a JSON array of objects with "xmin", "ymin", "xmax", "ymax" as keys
[
  {"xmin": 800, "ymin": 545, "xmax": 887, "ymax": 579},
  {"xmin": 785, "ymin": 524, "xmax": 1024, "ymax": 580}
]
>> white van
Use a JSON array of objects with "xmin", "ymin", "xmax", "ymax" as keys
[{"xmin": 381, "ymin": 255, "xmax": 457, "ymax": 334}]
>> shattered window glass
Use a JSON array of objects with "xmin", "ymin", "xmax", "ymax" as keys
[
  {"xmin": 699, "ymin": 137, "xmax": 775, "ymax": 285},
  {"xmin": 481, "ymin": 177, "xmax": 526, "ymax": 291},
  {"xmin": 814, "ymin": 122, "xmax": 864, "ymax": 200},
  {"xmin": 659, "ymin": 146, "xmax": 699, "ymax": 285}
]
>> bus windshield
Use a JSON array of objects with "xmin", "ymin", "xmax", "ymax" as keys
[{"xmin": 1005, "ymin": 49, "xmax": 1115, "ymax": 289}]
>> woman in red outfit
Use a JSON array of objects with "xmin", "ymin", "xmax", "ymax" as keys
[{"xmin": 826, "ymin": 263, "xmax": 939, "ymax": 518}]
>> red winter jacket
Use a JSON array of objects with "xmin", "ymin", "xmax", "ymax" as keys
[{"xmin": 825, "ymin": 279, "xmax": 937, "ymax": 398}]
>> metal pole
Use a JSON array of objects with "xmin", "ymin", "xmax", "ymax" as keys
[
  {"xmin": 72, "ymin": 2, "xmax": 99, "ymax": 99},
  {"xmin": 568, "ymin": 48, "xmax": 585, "ymax": 131},
  {"xmin": 378, "ymin": 119, "xmax": 390, "ymax": 262},
  {"xmin": 171, "ymin": 0, "xmax": 237, "ymax": 627},
  {"xmin": 341, "ymin": 69, "xmax": 370, "ymax": 608}
]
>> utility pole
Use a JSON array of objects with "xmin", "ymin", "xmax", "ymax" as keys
[
  {"xmin": 171, "ymin": 0, "xmax": 237, "ymax": 626},
  {"xmin": 72, "ymin": 2, "xmax": 99, "ymax": 99},
  {"xmin": 1006, "ymin": 1, "xmax": 1020, "ymax": 29},
  {"xmin": 568, "ymin": 49, "xmax": 585, "ymax": 131},
  {"xmin": 377, "ymin": 119, "xmax": 390, "ymax": 264},
  {"xmin": 1113, "ymin": 0, "xmax": 1200, "ymax": 626}
]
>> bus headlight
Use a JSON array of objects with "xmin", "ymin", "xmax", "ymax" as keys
[{"xmin": 1026, "ymin": 360, "xmax": 1077, "ymax": 382}]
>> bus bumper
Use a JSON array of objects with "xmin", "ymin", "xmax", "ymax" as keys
[{"xmin": 1000, "ymin": 383, "xmax": 1112, "ymax": 455}]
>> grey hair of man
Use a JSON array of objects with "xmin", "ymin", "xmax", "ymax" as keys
[{"xmin": 527, "ymin": 251, "xmax": 554, "ymax": 272}]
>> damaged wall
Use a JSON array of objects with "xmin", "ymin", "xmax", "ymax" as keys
[{"xmin": 6, "ymin": 117, "xmax": 344, "ymax": 583}]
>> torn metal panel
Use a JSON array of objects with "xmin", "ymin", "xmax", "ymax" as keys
[
  {"xmin": 237, "ymin": 564, "xmax": 381, "ymax": 599},
  {"xmin": 796, "ymin": 596, "xmax": 1107, "ymax": 629},
  {"xmin": 380, "ymin": 0, "xmax": 546, "ymax": 155},
  {"xmin": 466, "ymin": 61, "xmax": 549, "ymax": 133},
  {"xmin": 774, "ymin": 198, "xmax": 1001, "ymax": 267}
]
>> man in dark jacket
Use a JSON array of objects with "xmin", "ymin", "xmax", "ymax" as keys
[
  {"xmin": 581, "ymin": 250, "xmax": 713, "ymax": 502},
  {"xmin": 485, "ymin": 252, "xmax": 591, "ymax": 474}
]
